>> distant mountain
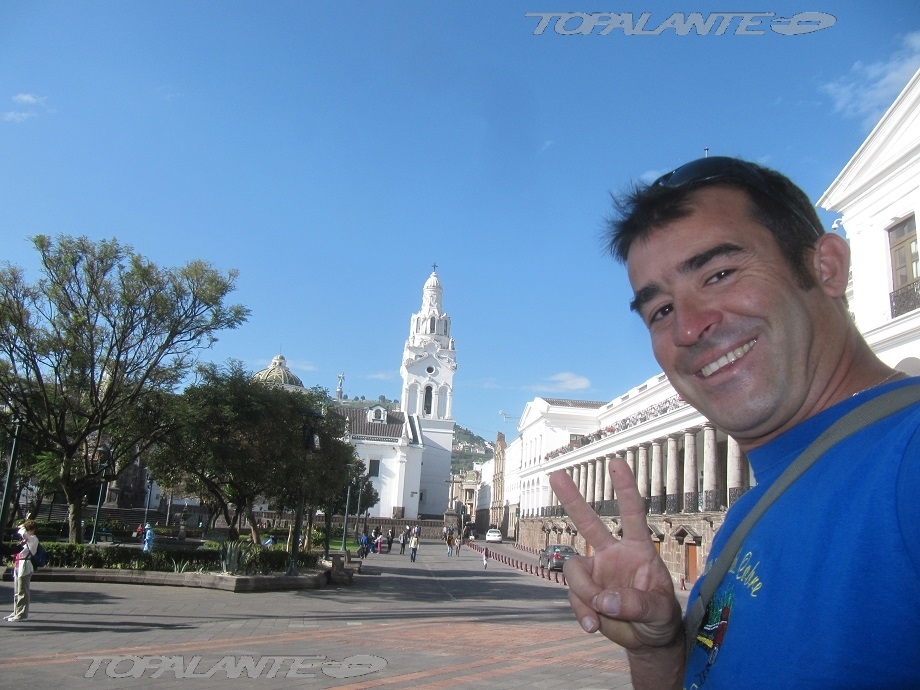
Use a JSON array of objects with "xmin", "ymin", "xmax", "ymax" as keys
[{"xmin": 452, "ymin": 425, "xmax": 493, "ymax": 472}]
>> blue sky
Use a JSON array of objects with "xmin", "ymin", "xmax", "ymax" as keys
[{"xmin": 2, "ymin": 2, "xmax": 919, "ymax": 442}]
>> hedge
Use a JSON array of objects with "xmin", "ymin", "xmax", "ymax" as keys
[{"xmin": 18, "ymin": 542, "xmax": 319, "ymax": 575}]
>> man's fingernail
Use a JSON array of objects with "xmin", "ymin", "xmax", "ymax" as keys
[
  {"xmin": 593, "ymin": 592, "xmax": 621, "ymax": 616},
  {"xmin": 580, "ymin": 616, "xmax": 598, "ymax": 633}
]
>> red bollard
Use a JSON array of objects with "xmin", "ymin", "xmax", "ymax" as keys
[{"xmin": 562, "ymin": 573, "xmax": 567, "ymax": 586}]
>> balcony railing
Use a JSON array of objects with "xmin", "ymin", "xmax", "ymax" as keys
[{"xmin": 891, "ymin": 279, "xmax": 920, "ymax": 318}]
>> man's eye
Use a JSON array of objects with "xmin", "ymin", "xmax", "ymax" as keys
[
  {"xmin": 706, "ymin": 269, "xmax": 734, "ymax": 284},
  {"xmin": 648, "ymin": 303, "xmax": 673, "ymax": 325}
]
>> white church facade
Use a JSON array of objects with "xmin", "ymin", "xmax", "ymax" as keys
[
  {"xmin": 334, "ymin": 270, "xmax": 457, "ymax": 520},
  {"xmin": 253, "ymin": 270, "xmax": 457, "ymax": 521}
]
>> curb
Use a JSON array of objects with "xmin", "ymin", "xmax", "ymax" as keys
[{"xmin": 1, "ymin": 567, "xmax": 332, "ymax": 593}]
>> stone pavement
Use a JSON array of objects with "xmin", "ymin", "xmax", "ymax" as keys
[{"xmin": 0, "ymin": 540, "xmax": 688, "ymax": 689}]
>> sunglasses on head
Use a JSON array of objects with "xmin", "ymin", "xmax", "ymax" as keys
[{"xmin": 651, "ymin": 156, "xmax": 823, "ymax": 238}]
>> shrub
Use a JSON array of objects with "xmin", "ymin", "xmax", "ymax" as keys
[{"xmin": 30, "ymin": 541, "xmax": 319, "ymax": 574}]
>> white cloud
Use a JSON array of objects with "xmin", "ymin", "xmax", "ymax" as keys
[
  {"xmin": 821, "ymin": 31, "xmax": 920, "ymax": 129},
  {"xmin": 638, "ymin": 168, "xmax": 667, "ymax": 184},
  {"xmin": 531, "ymin": 371, "xmax": 591, "ymax": 392},
  {"xmin": 284, "ymin": 359, "xmax": 317, "ymax": 373},
  {"xmin": 4, "ymin": 93, "xmax": 51, "ymax": 123},
  {"xmin": 157, "ymin": 86, "xmax": 182, "ymax": 102},
  {"xmin": 3, "ymin": 111, "xmax": 35, "ymax": 123},
  {"xmin": 12, "ymin": 93, "xmax": 46, "ymax": 106},
  {"xmin": 367, "ymin": 371, "xmax": 396, "ymax": 380}
]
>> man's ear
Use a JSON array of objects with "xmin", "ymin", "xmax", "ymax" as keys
[{"xmin": 812, "ymin": 233, "xmax": 850, "ymax": 298}]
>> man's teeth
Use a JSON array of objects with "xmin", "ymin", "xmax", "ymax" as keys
[{"xmin": 700, "ymin": 341, "xmax": 756, "ymax": 377}]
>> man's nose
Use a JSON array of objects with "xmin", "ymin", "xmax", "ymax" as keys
[{"xmin": 673, "ymin": 295, "xmax": 721, "ymax": 346}]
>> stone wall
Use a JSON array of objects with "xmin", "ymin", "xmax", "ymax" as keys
[{"xmin": 517, "ymin": 513, "xmax": 725, "ymax": 588}]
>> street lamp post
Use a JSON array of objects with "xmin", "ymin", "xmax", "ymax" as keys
[
  {"xmin": 287, "ymin": 407, "xmax": 322, "ymax": 577},
  {"xmin": 0, "ymin": 415, "xmax": 22, "ymax": 536},
  {"xmin": 340, "ymin": 483, "xmax": 351, "ymax": 552},
  {"xmin": 142, "ymin": 475, "xmax": 154, "ymax": 527},
  {"xmin": 89, "ymin": 448, "xmax": 114, "ymax": 544},
  {"xmin": 352, "ymin": 480, "xmax": 363, "ymax": 543}
]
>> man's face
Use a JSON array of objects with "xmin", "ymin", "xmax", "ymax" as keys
[{"xmin": 626, "ymin": 186, "xmax": 832, "ymax": 447}]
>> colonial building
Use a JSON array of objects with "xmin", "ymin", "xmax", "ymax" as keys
[
  {"xmin": 250, "ymin": 271, "xmax": 458, "ymax": 521},
  {"xmin": 818, "ymin": 66, "xmax": 920, "ymax": 377}
]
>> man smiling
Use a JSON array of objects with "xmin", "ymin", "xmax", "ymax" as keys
[{"xmin": 550, "ymin": 157, "xmax": 920, "ymax": 689}]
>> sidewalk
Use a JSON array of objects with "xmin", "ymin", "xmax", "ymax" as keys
[{"xmin": 0, "ymin": 541, "xmax": 646, "ymax": 688}]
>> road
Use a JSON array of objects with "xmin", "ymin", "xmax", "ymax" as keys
[{"xmin": 0, "ymin": 539, "xmax": 638, "ymax": 688}]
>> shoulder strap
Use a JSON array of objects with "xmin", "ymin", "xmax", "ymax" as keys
[{"xmin": 684, "ymin": 381, "xmax": 920, "ymax": 661}]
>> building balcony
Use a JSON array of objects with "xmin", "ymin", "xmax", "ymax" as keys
[{"xmin": 890, "ymin": 279, "xmax": 920, "ymax": 319}]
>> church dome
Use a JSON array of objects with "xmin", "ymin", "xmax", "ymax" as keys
[{"xmin": 251, "ymin": 354, "xmax": 305, "ymax": 389}]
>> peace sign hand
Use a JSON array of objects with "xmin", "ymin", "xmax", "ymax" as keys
[{"xmin": 549, "ymin": 458, "xmax": 685, "ymax": 690}]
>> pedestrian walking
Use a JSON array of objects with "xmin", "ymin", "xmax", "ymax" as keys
[
  {"xmin": 142, "ymin": 523, "xmax": 155, "ymax": 553},
  {"xmin": 445, "ymin": 533, "xmax": 454, "ymax": 556},
  {"xmin": 6, "ymin": 520, "xmax": 39, "ymax": 622},
  {"xmin": 482, "ymin": 546, "xmax": 489, "ymax": 569},
  {"xmin": 398, "ymin": 531, "xmax": 406, "ymax": 555},
  {"xmin": 386, "ymin": 529, "xmax": 393, "ymax": 554},
  {"xmin": 409, "ymin": 534, "xmax": 419, "ymax": 562}
]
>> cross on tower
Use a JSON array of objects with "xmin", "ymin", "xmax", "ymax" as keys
[{"xmin": 431, "ymin": 262, "xmax": 438, "ymax": 273}]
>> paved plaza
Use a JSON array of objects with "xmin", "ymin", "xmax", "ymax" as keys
[{"xmin": 0, "ymin": 540, "xmax": 681, "ymax": 689}]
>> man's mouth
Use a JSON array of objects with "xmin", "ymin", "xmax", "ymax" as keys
[{"xmin": 700, "ymin": 340, "xmax": 756, "ymax": 378}]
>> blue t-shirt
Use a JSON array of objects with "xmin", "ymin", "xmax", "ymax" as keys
[{"xmin": 684, "ymin": 379, "xmax": 920, "ymax": 689}]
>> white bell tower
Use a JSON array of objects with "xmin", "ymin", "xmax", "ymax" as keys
[
  {"xmin": 400, "ymin": 266, "xmax": 456, "ymax": 417},
  {"xmin": 400, "ymin": 266, "xmax": 457, "ymax": 517}
]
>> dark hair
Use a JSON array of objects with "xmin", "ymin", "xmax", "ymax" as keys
[{"xmin": 606, "ymin": 157, "xmax": 824, "ymax": 289}]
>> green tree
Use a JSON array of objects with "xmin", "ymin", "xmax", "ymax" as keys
[
  {"xmin": 0, "ymin": 235, "xmax": 248, "ymax": 540},
  {"xmin": 267, "ymin": 407, "xmax": 358, "ymax": 555},
  {"xmin": 149, "ymin": 361, "xmax": 326, "ymax": 542}
]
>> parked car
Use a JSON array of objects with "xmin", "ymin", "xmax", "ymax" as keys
[
  {"xmin": 485, "ymin": 529, "xmax": 503, "ymax": 543},
  {"xmin": 538, "ymin": 544, "xmax": 579, "ymax": 571}
]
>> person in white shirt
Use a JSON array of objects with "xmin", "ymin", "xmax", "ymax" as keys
[{"xmin": 6, "ymin": 520, "xmax": 38, "ymax": 622}]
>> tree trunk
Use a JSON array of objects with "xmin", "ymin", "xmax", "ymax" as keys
[
  {"xmin": 68, "ymin": 499, "xmax": 85, "ymax": 544},
  {"xmin": 221, "ymin": 502, "xmax": 237, "ymax": 540},
  {"xmin": 306, "ymin": 508, "xmax": 315, "ymax": 552},
  {"xmin": 246, "ymin": 504, "xmax": 260, "ymax": 545},
  {"xmin": 26, "ymin": 489, "xmax": 44, "ymax": 521}
]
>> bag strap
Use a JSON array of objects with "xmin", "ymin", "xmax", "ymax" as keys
[{"xmin": 684, "ymin": 381, "xmax": 920, "ymax": 661}]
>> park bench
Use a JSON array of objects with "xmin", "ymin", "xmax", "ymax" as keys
[{"xmin": 96, "ymin": 529, "xmax": 120, "ymax": 544}]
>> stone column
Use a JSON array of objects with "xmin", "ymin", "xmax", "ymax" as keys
[
  {"xmin": 625, "ymin": 447, "xmax": 636, "ymax": 476},
  {"xmin": 650, "ymin": 440, "xmax": 663, "ymax": 514},
  {"xmin": 594, "ymin": 456, "xmax": 606, "ymax": 509},
  {"xmin": 666, "ymin": 434, "xmax": 680, "ymax": 513},
  {"xmin": 683, "ymin": 429, "xmax": 698, "ymax": 513},
  {"xmin": 703, "ymin": 424, "xmax": 719, "ymax": 511},
  {"xmin": 603, "ymin": 454, "xmax": 616, "ymax": 501},
  {"xmin": 578, "ymin": 462, "xmax": 588, "ymax": 501},
  {"xmin": 585, "ymin": 460, "xmax": 596, "ymax": 505},
  {"xmin": 637, "ymin": 445, "xmax": 650, "ymax": 515},
  {"xmin": 572, "ymin": 464, "xmax": 581, "ymax": 500},
  {"xmin": 727, "ymin": 436, "xmax": 745, "ymax": 507}
]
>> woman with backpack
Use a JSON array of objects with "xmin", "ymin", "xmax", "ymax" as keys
[{"xmin": 6, "ymin": 520, "xmax": 39, "ymax": 622}]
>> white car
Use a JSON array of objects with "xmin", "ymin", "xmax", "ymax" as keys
[{"xmin": 485, "ymin": 529, "xmax": 503, "ymax": 543}]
